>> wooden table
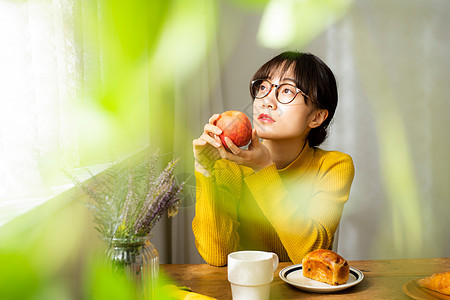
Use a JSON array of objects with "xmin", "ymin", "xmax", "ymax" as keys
[{"xmin": 162, "ymin": 257, "xmax": 449, "ymax": 299}]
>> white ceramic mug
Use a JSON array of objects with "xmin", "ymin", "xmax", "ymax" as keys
[{"xmin": 228, "ymin": 251, "xmax": 279, "ymax": 300}]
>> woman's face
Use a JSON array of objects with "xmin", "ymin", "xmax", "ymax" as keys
[{"xmin": 252, "ymin": 67, "xmax": 318, "ymax": 142}]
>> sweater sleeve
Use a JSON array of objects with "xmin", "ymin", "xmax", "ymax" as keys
[
  {"xmin": 244, "ymin": 152, "xmax": 354, "ymax": 264},
  {"xmin": 191, "ymin": 160, "xmax": 242, "ymax": 266}
]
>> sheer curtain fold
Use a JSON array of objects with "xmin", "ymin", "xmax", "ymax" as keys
[
  {"xmin": 0, "ymin": 0, "xmax": 76, "ymax": 200},
  {"xmin": 158, "ymin": 30, "xmax": 225, "ymax": 265},
  {"xmin": 0, "ymin": 0, "xmax": 140, "ymax": 224},
  {"xmin": 0, "ymin": 0, "xmax": 77, "ymax": 227}
]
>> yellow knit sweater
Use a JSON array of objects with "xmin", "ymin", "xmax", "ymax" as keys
[{"xmin": 192, "ymin": 143, "xmax": 355, "ymax": 266}]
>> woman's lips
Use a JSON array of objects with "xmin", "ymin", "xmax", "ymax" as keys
[{"xmin": 258, "ymin": 113, "xmax": 275, "ymax": 123}]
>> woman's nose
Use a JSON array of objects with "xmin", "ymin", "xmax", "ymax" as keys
[{"xmin": 262, "ymin": 88, "xmax": 277, "ymax": 109}]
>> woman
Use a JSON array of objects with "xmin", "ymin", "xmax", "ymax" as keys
[{"xmin": 192, "ymin": 51, "xmax": 354, "ymax": 266}]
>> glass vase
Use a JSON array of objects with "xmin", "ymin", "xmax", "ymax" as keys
[{"xmin": 105, "ymin": 236, "xmax": 159, "ymax": 299}]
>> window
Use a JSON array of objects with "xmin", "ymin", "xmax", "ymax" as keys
[{"xmin": 0, "ymin": 0, "xmax": 149, "ymax": 226}]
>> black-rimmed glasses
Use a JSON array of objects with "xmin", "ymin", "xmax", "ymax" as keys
[{"xmin": 250, "ymin": 79, "xmax": 309, "ymax": 104}]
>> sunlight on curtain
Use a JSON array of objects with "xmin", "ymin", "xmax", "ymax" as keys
[
  {"xmin": 0, "ymin": 0, "xmax": 150, "ymax": 227},
  {"xmin": 0, "ymin": 0, "xmax": 80, "ymax": 225}
]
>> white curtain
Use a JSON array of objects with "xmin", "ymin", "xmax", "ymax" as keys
[{"xmin": 0, "ymin": 0, "xmax": 79, "ymax": 225}]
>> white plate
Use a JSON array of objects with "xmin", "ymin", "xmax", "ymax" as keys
[{"xmin": 279, "ymin": 264, "xmax": 364, "ymax": 293}]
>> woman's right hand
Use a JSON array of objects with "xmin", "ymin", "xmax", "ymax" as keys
[{"xmin": 193, "ymin": 114, "xmax": 224, "ymax": 176}]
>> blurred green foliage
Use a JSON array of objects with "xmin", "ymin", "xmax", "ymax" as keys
[
  {"xmin": 228, "ymin": 0, "xmax": 271, "ymax": 11},
  {"xmin": 75, "ymin": 0, "xmax": 220, "ymax": 164},
  {"xmin": 0, "ymin": 251, "xmax": 41, "ymax": 299},
  {"xmin": 258, "ymin": 0, "xmax": 353, "ymax": 49},
  {"xmin": 0, "ymin": 193, "xmax": 181, "ymax": 299},
  {"xmin": 1, "ymin": 0, "xmax": 219, "ymax": 297}
]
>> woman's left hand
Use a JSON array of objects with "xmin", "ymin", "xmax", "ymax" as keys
[{"xmin": 217, "ymin": 129, "xmax": 273, "ymax": 172}]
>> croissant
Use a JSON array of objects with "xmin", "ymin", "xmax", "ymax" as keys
[
  {"xmin": 418, "ymin": 271, "xmax": 450, "ymax": 295},
  {"xmin": 302, "ymin": 249, "xmax": 349, "ymax": 285}
]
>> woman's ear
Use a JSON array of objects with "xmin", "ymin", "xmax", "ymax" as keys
[{"xmin": 309, "ymin": 109, "xmax": 328, "ymax": 128}]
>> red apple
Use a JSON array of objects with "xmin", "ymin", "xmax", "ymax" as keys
[{"xmin": 215, "ymin": 110, "xmax": 252, "ymax": 150}]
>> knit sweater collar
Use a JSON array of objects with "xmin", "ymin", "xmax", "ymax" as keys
[{"xmin": 277, "ymin": 140, "xmax": 314, "ymax": 178}]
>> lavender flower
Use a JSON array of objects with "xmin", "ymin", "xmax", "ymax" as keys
[{"xmin": 65, "ymin": 151, "xmax": 184, "ymax": 239}]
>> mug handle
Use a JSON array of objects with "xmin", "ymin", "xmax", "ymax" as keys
[{"xmin": 270, "ymin": 252, "xmax": 279, "ymax": 272}]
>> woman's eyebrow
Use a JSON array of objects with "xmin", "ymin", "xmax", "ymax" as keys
[{"xmin": 281, "ymin": 77, "xmax": 296, "ymax": 83}]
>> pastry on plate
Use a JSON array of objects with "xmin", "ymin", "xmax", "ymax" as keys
[
  {"xmin": 302, "ymin": 249, "xmax": 349, "ymax": 286},
  {"xmin": 418, "ymin": 271, "xmax": 450, "ymax": 295}
]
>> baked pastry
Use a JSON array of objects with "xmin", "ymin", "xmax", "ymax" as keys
[
  {"xmin": 418, "ymin": 271, "xmax": 450, "ymax": 295},
  {"xmin": 302, "ymin": 249, "xmax": 349, "ymax": 285}
]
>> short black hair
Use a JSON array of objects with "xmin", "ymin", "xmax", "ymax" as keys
[{"xmin": 250, "ymin": 51, "xmax": 338, "ymax": 147}]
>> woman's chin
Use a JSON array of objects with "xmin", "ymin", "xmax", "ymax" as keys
[{"xmin": 255, "ymin": 128, "xmax": 276, "ymax": 140}]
